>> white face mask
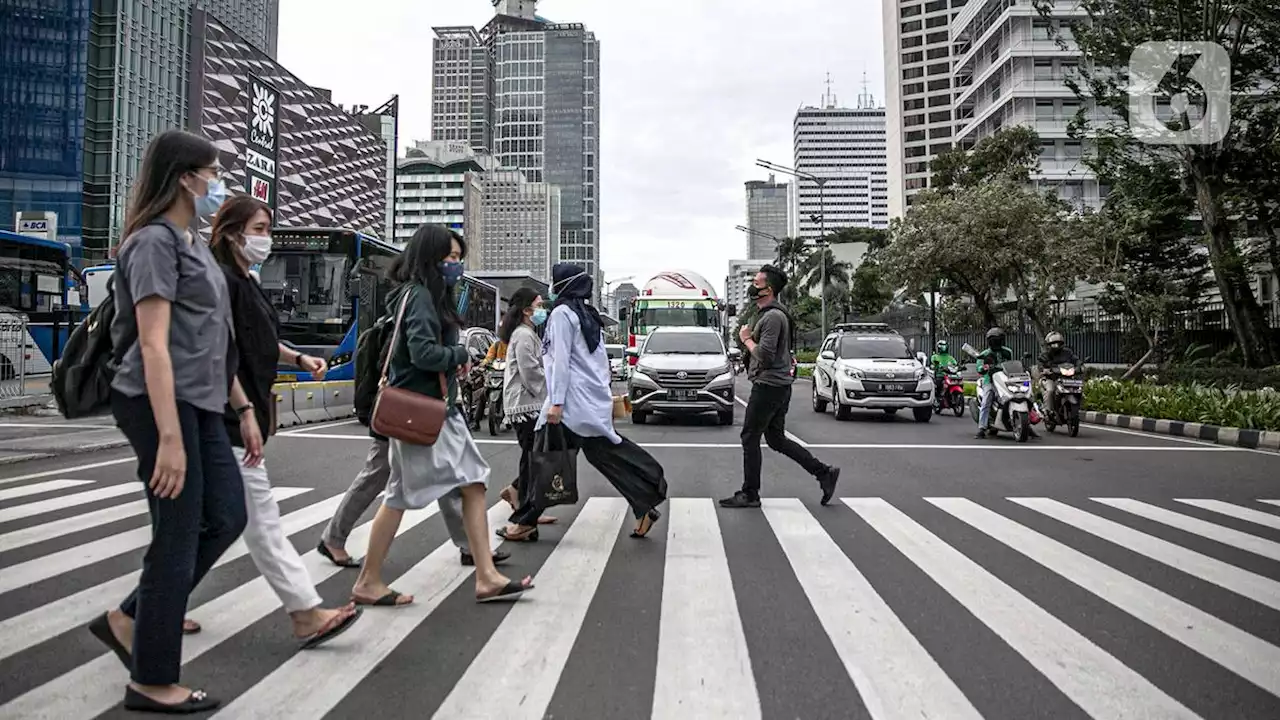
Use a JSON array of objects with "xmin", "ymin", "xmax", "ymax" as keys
[{"xmin": 240, "ymin": 234, "xmax": 273, "ymax": 265}]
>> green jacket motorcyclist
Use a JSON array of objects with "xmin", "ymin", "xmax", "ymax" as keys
[{"xmin": 929, "ymin": 340, "xmax": 958, "ymax": 378}]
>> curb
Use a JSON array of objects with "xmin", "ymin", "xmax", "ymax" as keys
[{"xmin": 1081, "ymin": 410, "xmax": 1280, "ymax": 452}]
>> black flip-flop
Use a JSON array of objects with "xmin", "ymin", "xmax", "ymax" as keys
[
  {"xmin": 299, "ymin": 607, "xmax": 362, "ymax": 650},
  {"xmin": 123, "ymin": 686, "xmax": 220, "ymax": 714},
  {"xmin": 351, "ymin": 590, "xmax": 413, "ymax": 608},
  {"xmin": 461, "ymin": 549, "xmax": 511, "ymax": 566},
  {"xmin": 631, "ymin": 509, "xmax": 662, "ymax": 538},
  {"xmin": 88, "ymin": 612, "xmax": 131, "ymax": 670},
  {"xmin": 317, "ymin": 541, "xmax": 361, "ymax": 568},
  {"xmin": 476, "ymin": 579, "xmax": 534, "ymax": 604},
  {"xmin": 495, "ymin": 526, "xmax": 539, "ymax": 542}
]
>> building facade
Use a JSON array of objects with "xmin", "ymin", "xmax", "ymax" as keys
[
  {"xmin": 431, "ymin": 26, "xmax": 493, "ymax": 154},
  {"xmin": 189, "ymin": 11, "xmax": 389, "ymax": 236},
  {"xmin": 478, "ymin": 168, "xmax": 560, "ymax": 279},
  {"xmin": 725, "ymin": 259, "xmax": 765, "ymax": 318},
  {"xmin": 793, "ymin": 102, "xmax": 889, "ymax": 242},
  {"xmin": 744, "ymin": 176, "xmax": 790, "ymax": 259},
  {"xmin": 394, "ymin": 141, "xmax": 487, "ymax": 248},
  {"xmin": 611, "ymin": 281, "xmax": 638, "ymax": 318},
  {"xmin": 0, "ymin": 0, "xmax": 90, "ymax": 249}
]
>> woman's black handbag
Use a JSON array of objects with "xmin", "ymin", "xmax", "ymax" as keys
[{"xmin": 530, "ymin": 424, "xmax": 579, "ymax": 508}]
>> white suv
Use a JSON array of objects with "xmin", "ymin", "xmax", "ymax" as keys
[{"xmin": 810, "ymin": 325, "xmax": 934, "ymax": 422}]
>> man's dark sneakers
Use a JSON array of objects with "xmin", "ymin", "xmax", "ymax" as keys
[
  {"xmin": 818, "ymin": 466, "xmax": 840, "ymax": 506},
  {"xmin": 461, "ymin": 549, "xmax": 511, "ymax": 566},
  {"xmin": 975, "ymin": 428, "xmax": 988, "ymax": 439},
  {"xmin": 719, "ymin": 491, "xmax": 762, "ymax": 508}
]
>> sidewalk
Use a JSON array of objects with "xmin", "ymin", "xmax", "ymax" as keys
[
  {"xmin": 0, "ymin": 415, "xmax": 127, "ymax": 464},
  {"xmin": 0, "ymin": 374, "xmax": 53, "ymax": 411}
]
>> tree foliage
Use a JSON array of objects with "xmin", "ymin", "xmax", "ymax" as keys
[{"xmin": 930, "ymin": 125, "xmax": 1042, "ymax": 190}]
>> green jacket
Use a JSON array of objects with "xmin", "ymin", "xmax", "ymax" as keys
[
  {"xmin": 385, "ymin": 283, "xmax": 469, "ymax": 408},
  {"xmin": 975, "ymin": 346, "xmax": 1013, "ymax": 384},
  {"xmin": 929, "ymin": 352, "xmax": 958, "ymax": 376}
]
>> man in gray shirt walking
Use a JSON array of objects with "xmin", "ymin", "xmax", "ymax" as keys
[{"xmin": 720, "ymin": 265, "xmax": 840, "ymax": 508}]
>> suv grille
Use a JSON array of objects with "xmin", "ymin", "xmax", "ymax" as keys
[{"xmin": 655, "ymin": 370, "xmax": 709, "ymax": 388}]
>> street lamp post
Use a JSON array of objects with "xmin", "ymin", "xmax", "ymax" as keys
[{"xmin": 757, "ymin": 159, "xmax": 830, "ymax": 339}]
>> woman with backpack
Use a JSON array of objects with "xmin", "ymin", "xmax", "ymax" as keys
[
  {"xmin": 496, "ymin": 288, "xmax": 556, "ymax": 539},
  {"xmin": 85, "ymin": 130, "xmax": 252, "ymax": 713},
  {"xmin": 350, "ymin": 223, "xmax": 534, "ymax": 606},
  {"xmin": 189, "ymin": 194, "xmax": 361, "ymax": 646}
]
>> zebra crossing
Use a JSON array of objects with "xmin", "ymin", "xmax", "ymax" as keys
[{"xmin": 1, "ymin": 474, "xmax": 1278, "ymax": 719}]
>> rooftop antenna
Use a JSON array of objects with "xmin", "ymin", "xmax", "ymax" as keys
[
  {"xmin": 857, "ymin": 70, "xmax": 876, "ymax": 109},
  {"xmin": 823, "ymin": 72, "xmax": 837, "ymax": 109}
]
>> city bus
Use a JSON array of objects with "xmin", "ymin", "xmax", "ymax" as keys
[
  {"xmin": 456, "ymin": 273, "xmax": 499, "ymax": 334},
  {"xmin": 0, "ymin": 229, "xmax": 76, "ymax": 378}
]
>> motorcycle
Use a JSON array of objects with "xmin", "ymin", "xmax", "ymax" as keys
[
  {"xmin": 1041, "ymin": 362, "xmax": 1084, "ymax": 437},
  {"xmin": 932, "ymin": 363, "xmax": 966, "ymax": 417},
  {"xmin": 962, "ymin": 343, "xmax": 1035, "ymax": 443},
  {"xmin": 486, "ymin": 359, "xmax": 506, "ymax": 436},
  {"xmin": 462, "ymin": 351, "xmax": 488, "ymax": 432}
]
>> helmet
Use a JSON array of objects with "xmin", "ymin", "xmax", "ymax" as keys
[
  {"xmin": 1045, "ymin": 331, "xmax": 1064, "ymax": 349},
  {"xmin": 985, "ymin": 327, "xmax": 1005, "ymax": 341},
  {"xmin": 936, "ymin": 340, "xmax": 948, "ymax": 353}
]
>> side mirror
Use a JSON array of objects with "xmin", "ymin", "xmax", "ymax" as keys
[
  {"xmin": 625, "ymin": 347, "xmax": 639, "ymax": 358},
  {"xmin": 728, "ymin": 347, "xmax": 742, "ymax": 360},
  {"xmin": 819, "ymin": 350, "xmax": 836, "ymax": 361},
  {"xmin": 916, "ymin": 352, "xmax": 928, "ymax": 366}
]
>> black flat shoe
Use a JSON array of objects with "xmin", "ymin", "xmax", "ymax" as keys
[
  {"xmin": 88, "ymin": 612, "xmax": 131, "ymax": 671},
  {"xmin": 460, "ymin": 549, "xmax": 511, "ymax": 566},
  {"xmin": 631, "ymin": 508, "xmax": 661, "ymax": 538},
  {"xmin": 818, "ymin": 466, "xmax": 841, "ymax": 506},
  {"xmin": 123, "ymin": 687, "xmax": 220, "ymax": 714},
  {"xmin": 317, "ymin": 541, "xmax": 361, "ymax": 568}
]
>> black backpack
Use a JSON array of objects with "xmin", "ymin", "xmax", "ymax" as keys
[
  {"xmin": 51, "ymin": 276, "xmax": 124, "ymax": 419},
  {"xmin": 353, "ymin": 313, "xmax": 395, "ymax": 426}
]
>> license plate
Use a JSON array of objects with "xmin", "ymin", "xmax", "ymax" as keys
[
  {"xmin": 668, "ymin": 389, "xmax": 695, "ymax": 401},
  {"xmin": 882, "ymin": 383, "xmax": 905, "ymax": 393}
]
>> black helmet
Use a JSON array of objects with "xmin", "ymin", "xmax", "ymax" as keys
[{"xmin": 985, "ymin": 327, "xmax": 1005, "ymax": 341}]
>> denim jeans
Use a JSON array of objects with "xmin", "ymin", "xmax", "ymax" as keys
[
  {"xmin": 978, "ymin": 382, "xmax": 997, "ymax": 429},
  {"xmin": 112, "ymin": 392, "xmax": 247, "ymax": 686}
]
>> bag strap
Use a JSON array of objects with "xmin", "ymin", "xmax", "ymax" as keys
[{"xmin": 379, "ymin": 287, "xmax": 451, "ymax": 400}]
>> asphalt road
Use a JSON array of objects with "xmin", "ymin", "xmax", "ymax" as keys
[{"xmin": 0, "ymin": 375, "xmax": 1278, "ymax": 719}]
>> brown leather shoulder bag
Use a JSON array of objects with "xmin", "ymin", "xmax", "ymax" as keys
[{"xmin": 370, "ymin": 288, "xmax": 450, "ymax": 446}]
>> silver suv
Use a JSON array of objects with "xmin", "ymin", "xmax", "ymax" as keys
[
  {"xmin": 811, "ymin": 326, "xmax": 934, "ymax": 422},
  {"xmin": 625, "ymin": 327, "xmax": 739, "ymax": 426}
]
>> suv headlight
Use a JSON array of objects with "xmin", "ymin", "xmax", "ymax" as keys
[
  {"xmin": 914, "ymin": 368, "xmax": 927, "ymax": 380},
  {"xmin": 842, "ymin": 367, "xmax": 865, "ymax": 379}
]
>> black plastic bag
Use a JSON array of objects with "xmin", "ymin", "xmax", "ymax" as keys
[{"xmin": 530, "ymin": 424, "xmax": 579, "ymax": 508}]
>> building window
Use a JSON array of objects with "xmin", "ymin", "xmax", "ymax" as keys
[
  {"xmin": 1062, "ymin": 140, "xmax": 1083, "ymax": 159},
  {"xmin": 929, "ymin": 142, "xmax": 952, "ymax": 154},
  {"xmin": 903, "ymin": 35, "xmax": 923, "ymax": 48},
  {"xmin": 904, "ymin": 98, "xmax": 926, "ymax": 111},
  {"xmin": 927, "ymin": 62, "xmax": 950, "ymax": 76},
  {"xmin": 904, "ymin": 66, "xmax": 925, "ymax": 80},
  {"xmin": 906, "ymin": 130, "xmax": 927, "ymax": 142},
  {"xmin": 901, "ymin": 20, "xmax": 922, "ymax": 32},
  {"xmin": 905, "ymin": 82, "xmax": 925, "ymax": 95},
  {"xmin": 929, "ymin": 126, "xmax": 951, "ymax": 139},
  {"xmin": 926, "ymin": 14, "xmax": 948, "ymax": 27},
  {"xmin": 1032, "ymin": 19, "xmax": 1052, "ymax": 40},
  {"xmin": 928, "ymin": 110, "xmax": 951, "ymax": 123},
  {"xmin": 903, "ymin": 50, "xmax": 924, "ymax": 63},
  {"xmin": 1034, "ymin": 59, "xmax": 1054, "ymax": 80},
  {"xmin": 901, "ymin": 4, "xmax": 922, "ymax": 18},
  {"xmin": 926, "ymin": 31, "xmax": 948, "ymax": 43},
  {"xmin": 1036, "ymin": 99, "xmax": 1055, "ymax": 119},
  {"xmin": 928, "ymin": 46, "xmax": 950, "ymax": 60}
]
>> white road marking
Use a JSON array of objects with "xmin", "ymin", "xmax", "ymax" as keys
[
  {"xmin": 653, "ymin": 499, "xmax": 760, "ymax": 719},
  {"xmin": 0, "ymin": 423, "xmax": 114, "ymax": 429},
  {"xmin": 274, "ymin": 419, "xmax": 360, "ymax": 436},
  {"xmin": 432, "ymin": 497, "xmax": 629, "ymax": 720},
  {"xmin": 847, "ymin": 498, "xmax": 1198, "ymax": 720},
  {"xmin": 1091, "ymin": 498, "xmax": 1280, "ymax": 562},
  {"xmin": 930, "ymin": 497, "xmax": 1280, "ymax": 697},
  {"xmin": 1, "ymin": 501, "xmax": 443, "ymax": 719},
  {"xmin": 735, "ymin": 394, "xmax": 809, "ymax": 446},
  {"xmin": 762, "ymin": 498, "xmax": 981, "ymax": 720},
  {"xmin": 0, "ymin": 483, "xmax": 137, "ymax": 523},
  {"xmin": 0, "ymin": 457, "xmax": 132, "ymax": 487},
  {"xmin": 212, "ymin": 503, "xmax": 508, "ymax": 720},
  {"xmin": 1173, "ymin": 499, "xmax": 1280, "ymax": 530},
  {"xmin": 1084, "ymin": 422, "xmax": 1279, "ymax": 457},
  {"xmin": 0, "ymin": 479, "xmax": 93, "ymax": 502}
]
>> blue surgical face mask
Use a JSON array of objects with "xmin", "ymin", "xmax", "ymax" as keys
[
  {"xmin": 439, "ymin": 259, "xmax": 464, "ymax": 286},
  {"xmin": 194, "ymin": 178, "xmax": 227, "ymax": 218},
  {"xmin": 531, "ymin": 308, "xmax": 548, "ymax": 326}
]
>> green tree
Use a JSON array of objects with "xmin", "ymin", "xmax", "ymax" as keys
[
  {"xmin": 847, "ymin": 257, "xmax": 894, "ymax": 317},
  {"xmin": 930, "ymin": 125, "xmax": 1042, "ymax": 190},
  {"xmin": 1035, "ymin": 0, "xmax": 1280, "ymax": 365}
]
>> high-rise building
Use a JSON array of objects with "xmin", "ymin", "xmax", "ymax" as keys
[
  {"xmin": 0, "ymin": 0, "xmax": 90, "ymax": 249},
  {"xmin": 431, "ymin": 1, "xmax": 602, "ymax": 301},
  {"xmin": 393, "ymin": 141, "xmax": 487, "ymax": 248},
  {"xmin": 951, "ymin": 0, "xmax": 1098, "ymax": 209},
  {"xmin": 725, "ymin": 260, "xmax": 765, "ymax": 318},
  {"xmin": 358, "ymin": 97, "xmax": 400, "ymax": 239},
  {"xmin": 611, "ymin": 281, "xmax": 638, "ymax": 318},
  {"xmin": 479, "ymin": 169, "xmax": 561, "ymax": 279},
  {"xmin": 793, "ymin": 93, "xmax": 889, "ymax": 243},
  {"xmin": 744, "ymin": 176, "xmax": 790, "ymax": 259},
  {"xmin": 80, "ymin": 0, "xmax": 279, "ymax": 259},
  {"xmin": 882, "ymin": 0, "xmax": 960, "ymax": 219}
]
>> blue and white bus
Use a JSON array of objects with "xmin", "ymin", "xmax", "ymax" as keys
[{"xmin": 0, "ymin": 229, "xmax": 76, "ymax": 378}]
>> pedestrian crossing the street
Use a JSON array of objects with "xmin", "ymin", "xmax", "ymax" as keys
[{"xmin": 1, "ymin": 476, "xmax": 1279, "ymax": 719}]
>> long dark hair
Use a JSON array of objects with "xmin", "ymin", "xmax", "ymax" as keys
[
  {"xmin": 394, "ymin": 224, "xmax": 466, "ymax": 331},
  {"xmin": 122, "ymin": 129, "xmax": 218, "ymax": 242},
  {"xmin": 209, "ymin": 195, "xmax": 270, "ymax": 273},
  {"xmin": 499, "ymin": 287, "xmax": 540, "ymax": 343}
]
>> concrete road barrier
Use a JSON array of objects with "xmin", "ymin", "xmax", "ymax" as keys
[
  {"xmin": 270, "ymin": 384, "xmax": 301, "ymax": 427},
  {"xmin": 322, "ymin": 381, "xmax": 355, "ymax": 420},
  {"xmin": 292, "ymin": 382, "xmax": 329, "ymax": 424}
]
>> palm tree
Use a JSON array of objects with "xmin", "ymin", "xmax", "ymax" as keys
[
  {"xmin": 772, "ymin": 236, "xmax": 809, "ymax": 303},
  {"xmin": 797, "ymin": 246, "xmax": 854, "ymax": 322}
]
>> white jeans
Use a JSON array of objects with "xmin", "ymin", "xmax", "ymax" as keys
[{"xmin": 234, "ymin": 447, "xmax": 323, "ymax": 613}]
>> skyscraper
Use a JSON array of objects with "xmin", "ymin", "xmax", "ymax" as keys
[
  {"xmin": 431, "ymin": 26, "xmax": 493, "ymax": 154},
  {"xmin": 792, "ymin": 90, "xmax": 889, "ymax": 243},
  {"xmin": 744, "ymin": 176, "xmax": 790, "ymax": 259}
]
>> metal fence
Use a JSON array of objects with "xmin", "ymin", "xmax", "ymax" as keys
[{"xmin": 0, "ymin": 313, "xmax": 29, "ymax": 398}]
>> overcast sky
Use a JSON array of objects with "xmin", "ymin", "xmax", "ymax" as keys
[{"xmin": 277, "ymin": 0, "xmax": 883, "ymax": 295}]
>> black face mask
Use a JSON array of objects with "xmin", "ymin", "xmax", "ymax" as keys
[
  {"xmin": 747, "ymin": 284, "xmax": 766, "ymax": 300},
  {"xmin": 988, "ymin": 338, "xmax": 1003, "ymax": 350}
]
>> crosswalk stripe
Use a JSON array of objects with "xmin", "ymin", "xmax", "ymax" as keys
[
  {"xmin": 1092, "ymin": 498, "xmax": 1280, "ymax": 562},
  {"xmin": 1016, "ymin": 498, "xmax": 1280, "ymax": 611},
  {"xmin": 1, "ymin": 500, "xmax": 444, "ymax": 719},
  {"xmin": 847, "ymin": 498, "xmax": 1200, "ymax": 719},
  {"xmin": 0, "ymin": 491, "xmax": 342, "ymax": 663},
  {"xmin": 0, "ymin": 487, "xmax": 310, "ymax": 554},
  {"xmin": 929, "ymin": 497, "xmax": 1280, "ymax": 697},
  {"xmin": 432, "ymin": 497, "xmax": 629, "ymax": 720},
  {"xmin": 0, "ymin": 482, "xmax": 138, "ymax": 523},
  {"xmin": 653, "ymin": 499, "xmax": 760, "ymax": 720},
  {"xmin": 0, "ymin": 479, "xmax": 94, "ymax": 502},
  {"xmin": 0, "ymin": 490, "xmax": 336, "ymax": 596},
  {"xmin": 213, "ymin": 502, "xmax": 509, "ymax": 720},
  {"xmin": 1174, "ymin": 499, "xmax": 1280, "ymax": 530},
  {"xmin": 0, "ymin": 458, "xmax": 132, "ymax": 487},
  {"xmin": 762, "ymin": 498, "xmax": 982, "ymax": 720},
  {"xmin": 1261, "ymin": 500, "xmax": 1280, "ymax": 508}
]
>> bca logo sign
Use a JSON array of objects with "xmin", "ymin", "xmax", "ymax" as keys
[{"xmin": 18, "ymin": 220, "xmax": 48, "ymax": 232}]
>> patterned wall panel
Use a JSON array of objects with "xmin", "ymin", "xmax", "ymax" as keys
[{"xmin": 191, "ymin": 13, "xmax": 387, "ymax": 236}]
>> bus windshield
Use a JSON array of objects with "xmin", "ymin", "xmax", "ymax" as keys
[{"xmin": 258, "ymin": 252, "xmax": 351, "ymax": 345}]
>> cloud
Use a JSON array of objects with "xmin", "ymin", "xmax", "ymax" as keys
[{"xmin": 277, "ymin": 0, "xmax": 883, "ymax": 295}]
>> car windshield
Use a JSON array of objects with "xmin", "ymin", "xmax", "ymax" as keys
[
  {"xmin": 644, "ymin": 333, "xmax": 724, "ymax": 355},
  {"xmin": 606, "ymin": 346, "xmax": 623, "ymax": 360},
  {"xmin": 839, "ymin": 335, "xmax": 913, "ymax": 360}
]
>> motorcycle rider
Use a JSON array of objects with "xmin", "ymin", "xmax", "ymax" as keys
[
  {"xmin": 1037, "ymin": 330, "xmax": 1079, "ymax": 418},
  {"xmin": 929, "ymin": 340, "xmax": 958, "ymax": 398},
  {"xmin": 974, "ymin": 327, "xmax": 1013, "ymax": 439}
]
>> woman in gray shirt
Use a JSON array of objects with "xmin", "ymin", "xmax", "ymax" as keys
[
  {"xmin": 85, "ymin": 130, "xmax": 257, "ymax": 714},
  {"xmin": 497, "ymin": 288, "xmax": 555, "ymax": 538}
]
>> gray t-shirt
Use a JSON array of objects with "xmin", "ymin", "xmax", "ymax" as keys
[{"xmin": 109, "ymin": 219, "xmax": 234, "ymax": 414}]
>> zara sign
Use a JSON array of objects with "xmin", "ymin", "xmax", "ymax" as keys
[{"xmin": 243, "ymin": 74, "xmax": 281, "ymax": 215}]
